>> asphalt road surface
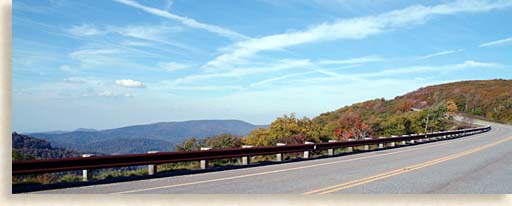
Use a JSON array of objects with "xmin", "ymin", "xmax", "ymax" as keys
[{"xmin": 33, "ymin": 119, "xmax": 512, "ymax": 194}]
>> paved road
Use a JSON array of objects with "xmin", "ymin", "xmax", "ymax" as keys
[{"xmin": 34, "ymin": 119, "xmax": 512, "ymax": 194}]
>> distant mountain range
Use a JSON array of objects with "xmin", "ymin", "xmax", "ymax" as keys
[{"xmin": 27, "ymin": 120, "xmax": 267, "ymax": 155}]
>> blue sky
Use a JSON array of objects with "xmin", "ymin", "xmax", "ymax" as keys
[{"xmin": 12, "ymin": 0, "xmax": 512, "ymax": 132}]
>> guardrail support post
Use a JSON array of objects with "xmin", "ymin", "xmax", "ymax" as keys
[
  {"xmin": 347, "ymin": 139, "xmax": 355, "ymax": 152},
  {"xmin": 378, "ymin": 137, "xmax": 385, "ymax": 149},
  {"xmin": 417, "ymin": 134, "xmax": 424, "ymax": 143},
  {"xmin": 241, "ymin": 145, "xmax": 252, "ymax": 165},
  {"xmin": 363, "ymin": 138, "xmax": 372, "ymax": 151},
  {"xmin": 200, "ymin": 147, "xmax": 211, "ymax": 169},
  {"xmin": 389, "ymin": 136, "xmax": 397, "ymax": 147},
  {"xmin": 327, "ymin": 140, "xmax": 337, "ymax": 155},
  {"xmin": 303, "ymin": 142, "xmax": 314, "ymax": 158},
  {"xmin": 401, "ymin": 135, "xmax": 408, "ymax": 145},
  {"xmin": 276, "ymin": 143, "xmax": 286, "ymax": 161},
  {"xmin": 81, "ymin": 154, "xmax": 94, "ymax": 182},
  {"xmin": 147, "ymin": 151, "xmax": 159, "ymax": 175}
]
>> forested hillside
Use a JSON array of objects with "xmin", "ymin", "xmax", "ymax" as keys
[
  {"xmin": 12, "ymin": 133, "xmax": 82, "ymax": 160},
  {"xmin": 239, "ymin": 79, "xmax": 511, "ymax": 147},
  {"xmin": 399, "ymin": 79, "xmax": 512, "ymax": 123}
]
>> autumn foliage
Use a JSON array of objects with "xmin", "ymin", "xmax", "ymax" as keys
[{"xmin": 177, "ymin": 79, "xmax": 511, "ymax": 148}]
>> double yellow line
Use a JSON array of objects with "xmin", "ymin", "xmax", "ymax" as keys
[{"xmin": 304, "ymin": 135, "xmax": 512, "ymax": 194}]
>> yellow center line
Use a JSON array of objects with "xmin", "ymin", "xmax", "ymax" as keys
[
  {"xmin": 304, "ymin": 135, "xmax": 512, "ymax": 194},
  {"xmin": 111, "ymin": 131, "xmax": 494, "ymax": 194}
]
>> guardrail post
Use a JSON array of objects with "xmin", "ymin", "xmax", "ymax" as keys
[
  {"xmin": 147, "ymin": 151, "xmax": 159, "ymax": 175},
  {"xmin": 303, "ymin": 142, "xmax": 314, "ymax": 158},
  {"xmin": 327, "ymin": 140, "xmax": 337, "ymax": 155},
  {"xmin": 417, "ymin": 134, "xmax": 424, "ymax": 143},
  {"xmin": 241, "ymin": 145, "xmax": 252, "ymax": 165},
  {"xmin": 363, "ymin": 138, "xmax": 372, "ymax": 151},
  {"xmin": 347, "ymin": 139, "xmax": 355, "ymax": 152},
  {"xmin": 276, "ymin": 143, "xmax": 286, "ymax": 161},
  {"xmin": 389, "ymin": 135, "xmax": 397, "ymax": 147},
  {"xmin": 401, "ymin": 135, "xmax": 408, "ymax": 145},
  {"xmin": 378, "ymin": 137, "xmax": 385, "ymax": 149},
  {"xmin": 434, "ymin": 132, "xmax": 440, "ymax": 141},
  {"xmin": 409, "ymin": 134, "xmax": 416, "ymax": 144},
  {"xmin": 200, "ymin": 147, "xmax": 211, "ymax": 169},
  {"xmin": 81, "ymin": 154, "xmax": 94, "ymax": 182}
]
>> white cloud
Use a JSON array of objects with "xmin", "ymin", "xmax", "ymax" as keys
[
  {"xmin": 479, "ymin": 36, "xmax": 512, "ymax": 47},
  {"xmin": 418, "ymin": 49, "xmax": 463, "ymax": 60},
  {"xmin": 284, "ymin": 60, "xmax": 502, "ymax": 87},
  {"xmin": 69, "ymin": 49, "xmax": 121, "ymax": 66},
  {"xmin": 121, "ymin": 41, "xmax": 153, "ymax": 47},
  {"xmin": 357, "ymin": 60, "xmax": 500, "ymax": 78},
  {"xmin": 64, "ymin": 77, "xmax": 88, "ymax": 84},
  {"xmin": 204, "ymin": 0, "xmax": 512, "ymax": 69},
  {"xmin": 158, "ymin": 62, "xmax": 190, "ymax": 72},
  {"xmin": 319, "ymin": 56, "xmax": 384, "ymax": 65},
  {"xmin": 164, "ymin": 0, "xmax": 173, "ymax": 11},
  {"xmin": 98, "ymin": 90, "xmax": 115, "ymax": 97},
  {"xmin": 67, "ymin": 24, "xmax": 102, "ymax": 36},
  {"xmin": 115, "ymin": 79, "xmax": 145, "ymax": 88},
  {"xmin": 171, "ymin": 59, "xmax": 313, "ymax": 85},
  {"xmin": 249, "ymin": 71, "xmax": 317, "ymax": 87},
  {"xmin": 69, "ymin": 49, "xmax": 120, "ymax": 57},
  {"xmin": 59, "ymin": 65, "xmax": 77, "ymax": 73},
  {"xmin": 67, "ymin": 23, "xmax": 191, "ymax": 50},
  {"xmin": 454, "ymin": 60, "xmax": 500, "ymax": 68},
  {"xmin": 112, "ymin": 0, "xmax": 247, "ymax": 40},
  {"xmin": 106, "ymin": 24, "xmax": 185, "ymax": 49}
]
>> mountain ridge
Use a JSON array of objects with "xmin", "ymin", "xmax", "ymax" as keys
[{"xmin": 27, "ymin": 119, "xmax": 267, "ymax": 154}]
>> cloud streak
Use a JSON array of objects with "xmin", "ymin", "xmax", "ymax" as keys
[
  {"xmin": 479, "ymin": 36, "xmax": 512, "ymax": 47},
  {"xmin": 112, "ymin": 0, "xmax": 247, "ymax": 40},
  {"xmin": 115, "ymin": 79, "xmax": 145, "ymax": 88},
  {"xmin": 418, "ymin": 49, "xmax": 464, "ymax": 60},
  {"xmin": 204, "ymin": 0, "xmax": 512, "ymax": 69},
  {"xmin": 319, "ymin": 56, "xmax": 384, "ymax": 65}
]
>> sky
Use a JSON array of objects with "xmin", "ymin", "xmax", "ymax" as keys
[{"xmin": 12, "ymin": 0, "xmax": 512, "ymax": 132}]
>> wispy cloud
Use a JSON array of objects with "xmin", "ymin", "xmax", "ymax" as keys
[
  {"xmin": 120, "ymin": 40, "xmax": 153, "ymax": 47},
  {"xmin": 59, "ymin": 65, "xmax": 78, "ymax": 73},
  {"xmin": 67, "ymin": 24, "xmax": 192, "ymax": 51},
  {"xmin": 204, "ymin": 0, "xmax": 512, "ymax": 69},
  {"xmin": 172, "ymin": 59, "xmax": 313, "ymax": 85},
  {"xmin": 67, "ymin": 24, "xmax": 103, "ymax": 36},
  {"xmin": 69, "ymin": 49, "xmax": 121, "ymax": 66},
  {"xmin": 357, "ymin": 60, "xmax": 500, "ymax": 78},
  {"xmin": 115, "ymin": 79, "xmax": 145, "ymax": 88},
  {"xmin": 249, "ymin": 71, "xmax": 317, "ymax": 87},
  {"xmin": 319, "ymin": 56, "xmax": 384, "ymax": 65},
  {"xmin": 64, "ymin": 77, "xmax": 88, "ymax": 84},
  {"xmin": 112, "ymin": 0, "xmax": 247, "ymax": 40},
  {"xmin": 158, "ymin": 62, "xmax": 190, "ymax": 72},
  {"xmin": 418, "ymin": 49, "xmax": 464, "ymax": 60},
  {"xmin": 286, "ymin": 60, "xmax": 502, "ymax": 88},
  {"xmin": 164, "ymin": 0, "xmax": 173, "ymax": 11},
  {"xmin": 479, "ymin": 36, "xmax": 512, "ymax": 47}
]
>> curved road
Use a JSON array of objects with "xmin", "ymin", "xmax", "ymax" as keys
[{"xmin": 35, "ymin": 119, "xmax": 512, "ymax": 194}]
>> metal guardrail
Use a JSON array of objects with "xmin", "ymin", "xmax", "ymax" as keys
[{"xmin": 12, "ymin": 126, "xmax": 491, "ymax": 176}]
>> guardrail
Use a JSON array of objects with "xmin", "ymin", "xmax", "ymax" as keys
[{"xmin": 12, "ymin": 126, "xmax": 491, "ymax": 179}]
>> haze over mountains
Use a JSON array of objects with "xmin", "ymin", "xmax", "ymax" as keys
[{"xmin": 27, "ymin": 120, "xmax": 267, "ymax": 154}]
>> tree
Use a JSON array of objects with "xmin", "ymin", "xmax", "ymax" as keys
[
  {"xmin": 176, "ymin": 134, "xmax": 244, "ymax": 151},
  {"xmin": 446, "ymin": 99, "xmax": 458, "ymax": 115},
  {"xmin": 335, "ymin": 112, "xmax": 373, "ymax": 140},
  {"xmin": 12, "ymin": 149, "xmax": 22, "ymax": 161}
]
